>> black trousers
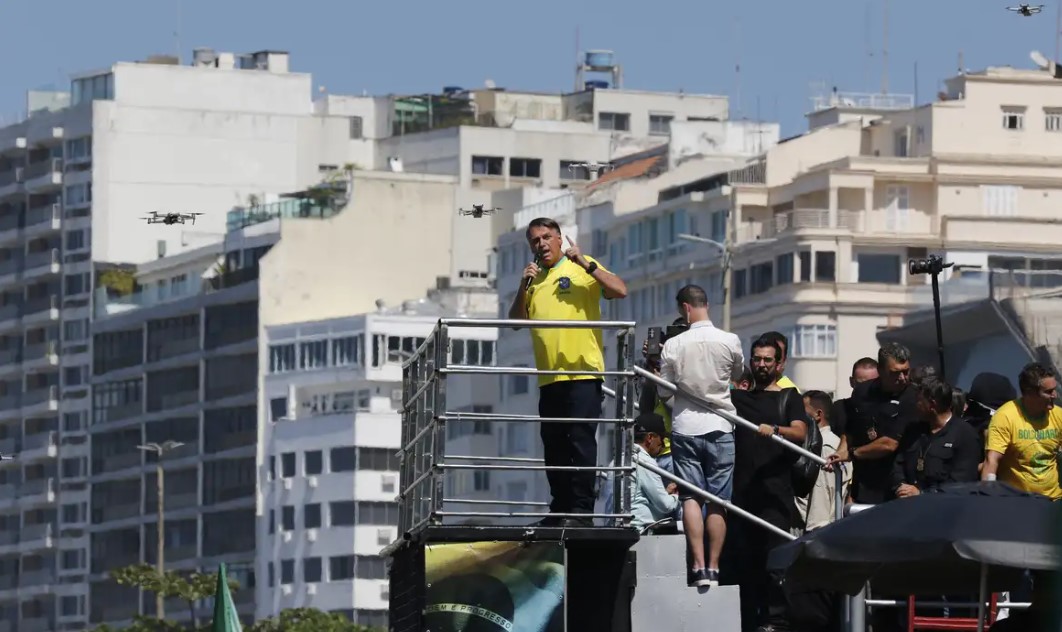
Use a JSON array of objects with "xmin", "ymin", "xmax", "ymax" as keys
[
  {"xmin": 538, "ymin": 379, "xmax": 602, "ymax": 514},
  {"xmin": 732, "ymin": 510, "xmax": 793, "ymax": 631}
]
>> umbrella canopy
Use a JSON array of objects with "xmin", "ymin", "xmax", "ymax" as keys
[{"xmin": 768, "ymin": 482, "xmax": 1062, "ymax": 595}]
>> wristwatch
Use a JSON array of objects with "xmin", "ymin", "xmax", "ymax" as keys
[
  {"xmin": 772, "ymin": 425, "xmax": 780, "ymax": 436},
  {"xmin": 586, "ymin": 261, "xmax": 599, "ymax": 275}
]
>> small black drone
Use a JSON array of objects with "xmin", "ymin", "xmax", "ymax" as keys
[
  {"xmin": 1006, "ymin": 4, "xmax": 1043, "ymax": 15},
  {"xmin": 142, "ymin": 211, "xmax": 204, "ymax": 225},
  {"xmin": 459, "ymin": 204, "xmax": 500, "ymax": 219}
]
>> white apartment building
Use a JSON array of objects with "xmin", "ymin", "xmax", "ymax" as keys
[{"xmin": 256, "ymin": 295, "xmax": 496, "ymax": 627}]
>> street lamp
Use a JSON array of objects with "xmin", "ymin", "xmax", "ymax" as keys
[
  {"xmin": 678, "ymin": 230, "xmax": 776, "ymax": 333},
  {"xmin": 138, "ymin": 440, "xmax": 185, "ymax": 619}
]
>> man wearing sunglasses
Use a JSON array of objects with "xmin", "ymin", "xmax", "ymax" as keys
[{"xmin": 825, "ymin": 342, "xmax": 919, "ymax": 505}]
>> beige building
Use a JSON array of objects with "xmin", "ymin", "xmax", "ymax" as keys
[{"xmin": 604, "ymin": 64, "xmax": 1062, "ymax": 398}]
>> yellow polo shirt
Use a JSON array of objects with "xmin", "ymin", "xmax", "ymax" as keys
[
  {"xmin": 527, "ymin": 255, "xmax": 608, "ymax": 388},
  {"xmin": 653, "ymin": 400, "xmax": 672, "ymax": 457},
  {"xmin": 986, "ymin": 400, "xmax": 1062, "ymax": 500},
  {"xmin": 777, "ymin": 375, "xmax": 799, "ymax": 391}
]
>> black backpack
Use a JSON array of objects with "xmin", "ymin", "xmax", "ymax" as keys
[{"xmin": 777, "ymin": 388, "xmax": 823, "ymax": 499}]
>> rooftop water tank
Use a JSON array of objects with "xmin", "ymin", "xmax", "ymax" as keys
[
  {"xmin": 585, "ymin": 50, "xmax": 615, "ymax": 68},
  {"xmin": 584, "ymin": 80, "xmax": 609, "ymax": 91},
  {"xmin": 442, "ymin": 86, "xmax": 464, "ymax": 95}
]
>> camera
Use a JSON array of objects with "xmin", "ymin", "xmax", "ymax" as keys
[
  {"xmin": 908, "ymin": 254, "xmax": 952, "ymax": 276},
  {"xmin": 646, "ymin": 322, "xmax": 691, "ymax": 363}
]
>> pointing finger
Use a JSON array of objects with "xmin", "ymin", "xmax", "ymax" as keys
[{"xmin": 565, "ymin": 235, "xmax": 576, "ymax": 248}]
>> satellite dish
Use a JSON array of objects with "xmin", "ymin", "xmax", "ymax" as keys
[{"xmin": 1031, "ymin": 50, "xmax": 1050, "ymax": 70}]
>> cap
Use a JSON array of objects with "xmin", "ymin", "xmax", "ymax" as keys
[{"xmin": 633, "ymin": 412, "xmax": 666, "ymax": 436}]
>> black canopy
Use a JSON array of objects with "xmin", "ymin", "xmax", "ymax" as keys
[{"xmin": 768, "ymin": 482, "xmax": 1062, "ymax": 595}]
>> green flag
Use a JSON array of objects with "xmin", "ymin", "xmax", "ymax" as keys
[{"xmin": 211, "ymin": 563, "xmax": 242, "ymax": 632}]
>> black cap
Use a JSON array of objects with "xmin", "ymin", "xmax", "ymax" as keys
[{"xmin": 634, "ymin": 412, "xmax": 666, "ymax": 436}]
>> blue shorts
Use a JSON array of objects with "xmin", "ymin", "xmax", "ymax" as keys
[{"xmin": 670, "ymin": 431, "xmax": 735, "ymax": 504}]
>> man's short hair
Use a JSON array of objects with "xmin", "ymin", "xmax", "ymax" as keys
[
  {"xmin": 1018, "ymin": 362, "xmax": 1057, "ymax": 394},
  {"xmin": 915, "ymin": 377, "xmax": 954, "ymax": 412},
  {"xmin": 910, "ymin": 364, "xmax": 939, "ymax": 386},
  {"xmin": 525, "ymin": 217, "xmax": 560, "ymax": 239},
  {"xmin": 761, "ymin": 331, "xmax": 789, "ymax": 359},
  {"xmin": 878, "ymin": 342, "xmax": 911, "ymax": 367},
  {"xmin": 951, "ymin": 387, "xmax": 967, "ymax": 418},
  {"xmin": 852, "ymin": 357, "xmax": 878, "ymax": 374},
  {"xmin": 633, "ymin": 412, "xmax": 667, "ymax": 439},
  {"xmin": 737, "ymin": 365, "xmax": 754, "ymax": 385},
  {"xmin": 675, "ymin": 285, "xmax": 708, "ymax": 308},
  {"xmin": 750, "ymin": 336, "xmax": 782, "ymax": 361},
  {"xmin": 803, "ymin": 390, "xmax": 833, "ymax": 420}
]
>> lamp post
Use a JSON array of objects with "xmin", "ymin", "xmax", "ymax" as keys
[
  {"xmin": 679, "ymin": 228, "xmax": 775, "ymax": 333},
  {"xmin": 138, "ymin": 440, "xmax": 185, "ymax": 620}
]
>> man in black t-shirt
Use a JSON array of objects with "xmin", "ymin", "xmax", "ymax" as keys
[
  {"xmin": 826, "ymin": 342, "xmax": 917, "ymax": 505},
  {"xmin": 831, "ymin": 357, "xmax": 879, "ymax": 449},
  {"xmin": 731, "ymin": 336, "xmax": 808, "ymax": 632}
]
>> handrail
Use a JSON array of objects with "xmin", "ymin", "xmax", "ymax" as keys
[{"xmin": 634, "ymin": 365, "xmax": 827, "ymax": 465}]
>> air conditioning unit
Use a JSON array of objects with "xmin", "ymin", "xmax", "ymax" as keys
[
  {"xmin": 282, "ymin": 479, "xmax": 293, "ymax": 490},
  {"xmin": 390, "ymin": 389, "xmax": 402, "ymax": 406},
  {"xmin": 380, "ymin": 585, "xmax": 390, "ymax": 600},
  {"xmin": 307, "ymin": 529, "xmax": 317, "ymax": 542},
  {"xmin": 308, "ymin": 476, "xmax": 318, "ymax": 488},
  {"xmin": 377, "ymin": 528, "xmax": 391, "ymax": 546},
  {"xmin": 281, "ymin": 585, "xmax": 293, "ymax": 596},
  {"xmin": 282, "ymin": 531, "xmax": 293, "ymax": 543},
  {"xmin": 381, "ymin": 475, "xmax": 396, "ymax": 494},
  {"xmin": 307, "ymin": 584, "xmax": 317, "ymax": 595}
]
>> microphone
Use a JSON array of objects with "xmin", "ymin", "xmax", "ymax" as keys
[{"xmin": 524, "ymin": 254, "xmax": 542, "ymax": 292}]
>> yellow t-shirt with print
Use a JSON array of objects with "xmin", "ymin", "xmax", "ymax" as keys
[
  {"xmin": 777, "ymin": 375, "xmax": 799, "ymax": 392},
  {"xmin": 527, "ymin": 255, "xmax": 608, "ymax": 388},
  {"xmin": 653, "ymin": 399, "xmax": 672, "ymax": 457},
  {"xmin": 986, "ymin": 400, "xmax": 1062, "ymax": 499}
]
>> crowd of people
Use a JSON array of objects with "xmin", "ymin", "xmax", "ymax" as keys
[{"xmin": 510, "ymin": 217, "xmax": 1062, "ymax": 632}]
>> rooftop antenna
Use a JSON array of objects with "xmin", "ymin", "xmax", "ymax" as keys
[
  {"xmin": 864, "ymin": 1, "xmax": 874, "ymax": 91},
  {"xmin": 175, "ymin": 0, "xmax": 183, "ymax": 64},
  {"xmin": 573, "ymin": 25, "xmax": 581, "ymax": 93},
  {"xmin": 1056, "ymin": 0, "xmax": 1061, "ymax": 63},
  {"xmin": 958, "ymin": 50, "xmax": 965, "ymax": 75},
  {"xmin": 734, "ymin": 16, "xmax": 743, "ymax": 120},
  {"xmin": 881, "ymin": 0, "xmax": 890, "ymax": 93}
]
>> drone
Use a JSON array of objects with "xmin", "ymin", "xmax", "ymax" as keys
[
  {"xmin": 459, "ymin": 204, "xmax": 500, "ymax": 219},
  {"xmin": 1006, "ymin": 4, "xmax": 1043, "ymax": 16},
  {"xmin": 142, "ymin": 211, "xmax": 204, "ymax": 225}
]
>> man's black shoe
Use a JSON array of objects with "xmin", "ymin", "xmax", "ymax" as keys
[{"xmin": 560, "ymin": 516, "xmax": 593, "ymax": 528}]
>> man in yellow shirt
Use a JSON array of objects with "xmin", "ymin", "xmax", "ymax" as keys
[
  {"xmin": 761, "ymin": 331, "xmax": 799, "ymax": 391},
  {"xmin": 982, "ymin": 362, "xmax": 1062, "ymax": 499},
  {"xmin": 508, "ymin": 217, "xmax": 628, "ymax": 527}
]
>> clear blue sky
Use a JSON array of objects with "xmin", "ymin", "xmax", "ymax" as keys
[{"xmin": 1, "ymin": 0, "xmax": 1059, "ymax": 136}]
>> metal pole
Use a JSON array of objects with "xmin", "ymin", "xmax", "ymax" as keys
[
  {"xmin": 931, "ymin": 271, "xmax": 947, "ymax": 380},
  {"xmin": 722, "ymin": 210, "xmax": 733, "ymax": 332},
  {"xmin": 156, "ymin": 457, "xmax": 165, "ymax": 620}
]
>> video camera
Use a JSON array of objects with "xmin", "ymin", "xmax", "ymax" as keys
[
  {"xmin": 908, "ymin": 254, "xmax": 952, "ymax": 276},
  {"xmin": 646, "ymin": 321, "xmax": 690, "ymax": 364}
]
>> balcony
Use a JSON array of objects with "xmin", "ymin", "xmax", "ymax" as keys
[
  {"xmin": 0, "ymin": 529, "xmax": 17, "ymax": 552},
  {"xmin": 0, "ymin": 395, "xmax": 20, "ymax": 415},
  {"xmin": 22, "ymin": 341, "xmax": 57, "ymax": 371},
  {"xmin": 21, "ymin": 295, "xmax": 58, "ymax": 326},
  {"xmin": 96, "ymin": 451, "xmax": 142, "ymax": 474},
  {"xmin": 0, "ymin": 167, "xmax": 23, "ymax": 199},
  {"xmin": 93, "ymin": 501, "xmax": 140, "ymax": 523},
  {"xmin": 96, "ymin": 401, "xmax": 144, "ymax": 425},
  {"xmin": 22, "ymin": 386, "xmax": 58, "ymax": 415},
  {"xmin": 759, "ymin": 208, "xmax": 858, "ymax": 239},
  {"xmin": 225, "ymin": 189, "xmax": 345, "ymax": 232},
  {"xmin": 513, "ymin": 193, "xmax": 576, "ymax": 231},
  {"xmin": 20, "ymin": 522, "xmax": 54, "ymax": 549},
  {"xmin": 0, "ymin": 213, "xmax": 21, "ymax": 244},
  {"xmin": 24, "ymin": 158, "xmax": 62, "ymax": 192},
  {"xmin": 24, "ymin": 204, "xmax": 60, "ymax": 236},
  {"xmin": 18, "ymin": 477, "xmax": 55, "ymax": 505},
  {"xmin": 0, "ymin": 304, "xmax": 18, "ymax": 329},
  {"xmin": 23, "ymin": 249, "xmax": 59, "ymax": 280},
  {"xmin": 20, "ymin": 431, "xmax": 57, "ymax": 460},
  {"xmin": 0, "ymin": 257, "xmax": 21, "ymax": 287},
  {"xmin": 19, "ymin": 617, "xmax": 56, "ymax": 632},
  {"xmin": 0, "ymin": 437, "xmax": 16, "ymax": 454},
  {"xmin": 151, "ymin": 337, "xmax": 200, "ymax": 363},
  {"xmin": 158, "ymin": 390, "xmax": 199, "ymax": 410}
]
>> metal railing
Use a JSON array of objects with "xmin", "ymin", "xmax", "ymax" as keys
[{"xmin": 395, "ymin": 317, "xmax": 639, "ymax": 539}]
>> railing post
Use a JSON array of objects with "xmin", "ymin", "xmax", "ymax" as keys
[
  {"xmin": 613, "ymin": 326, "xmax": 637, "ymax": 526},
  {"xmin": 429, "ymin": 325, "xmax": 449, "ymax": 524}
]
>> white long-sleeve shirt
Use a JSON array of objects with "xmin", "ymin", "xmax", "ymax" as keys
[{"xmin": 658, "ymin": 320, "xmax": 745, "ymax": 436}]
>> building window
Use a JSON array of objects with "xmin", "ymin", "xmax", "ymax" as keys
[
  {"xmin": 814, "ymin": 251, "xmax": 836, "ymax": 282},
  {"xmin": 1001, "ymin": 107, "xmax": 1024, "ymax": 131},
  {"xmin": 281, "ymin": 453, "xmax": 295, "ymax": 478},
  {"xmin": 450, "ymin": 339, "xmax": 495, "ymax": 366},
  {"xmin": 790, "ymin": 324, "xmax": 838, "ymax": 358},
  {"xmin": 330, "ymin": 447, "xmax": 357, "ymax": 472},
  {"xmin": 330, "ymin": 501, "xmax": 356, "ymax": 526},
  {"xmin": 332, "ymin": 336, "xmax": 362, "ymax": 366},
  {"xmin": 733, "ymin": 269, "xmax": 747, "ymax": 299},
  {"xmin": 281, "ymin": 506, "xmax": 295, "ymax": 531},
  {"xmin": 330, "ymin": 555, "xmax": 355, "ymax": 581},
  {"xmin": 509, "ymin": 158, "xmax": 541, "ymax": 178},
  {"xmin": 511, "ymin": 372, "xmax": 529, "ymax": 395},
  {"xmin": 776, "ymin": 253, "xmax": 794, "ymax": 286},
  {"xmin": 299, "ymin": 340, "xmax": 328, "ymax": 370},
  {"xmin": 598, "ymin": 112, "xmax": 630, "ymax": 131},
  {"xmin": 473, "ymin": 471, "xmax": 490, "ymax": 492},
  {"xmin": 856, "ymin": 253, "xmax": 902, "ymax": 284},
  {"xmin": 348, "ymin": 117, "xmax": 363, "ymax": 139},
  {"xmin": 649, "ymin": 114, "xmax": 673, "ymax": 135},
  {"xmin": 471, "ymin": 155, "xmax": 503, "ymax": 176},
  {"xmin": 280, "ymin": 560, "xmax": 294, "ymax": 584},
  {"xmin": 304, "ymin": 504, "xmax": 321, "ymax": 529},
  {"xmin": 893, "ymin": 129, "xmax": 908, "ymax": 157},
  {"xmin": 304, "ymin": 557, "xmax": 322, "ymax": 583},
  {"xmin": 749, "ymin": 262, "xmax": 773, "ymax": 294},
  {"xmin": 982, "ymin": 185, "xmax": 1019, "ymax": 217},
  {"xmin": 1046, "ymin": 110, "xmax": 1062, "ymax": 132},
  {"xmin": 269, "ymin": 344, "xmax": 295, "ymax": 373},
  {"xmin": 305, "ymin": 450, "xmax": 322, "ymax": 475}
]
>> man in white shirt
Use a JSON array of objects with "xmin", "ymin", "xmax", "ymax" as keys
[
  {"xmin": 799, "ymin": 391, "xmax": 851, "ymax": 531},
  {"xmin": 658, "ymin": 284, "xmax": 744, "ymax": 588}
]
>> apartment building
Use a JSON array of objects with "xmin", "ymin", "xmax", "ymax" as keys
[{"xmin": 256, "ymin": 293, "xmax": 496, "ymax": 627}]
